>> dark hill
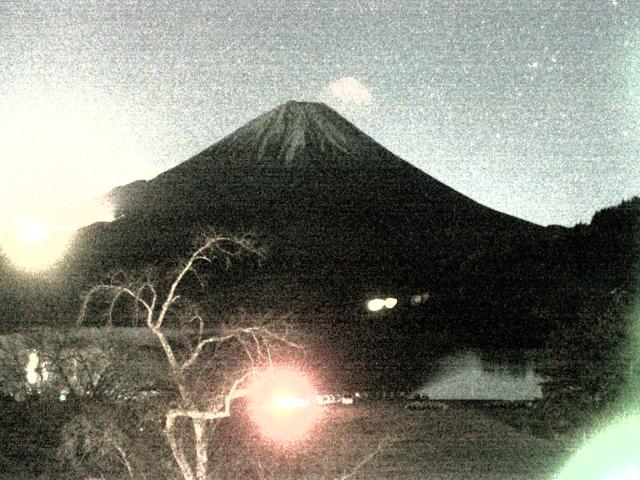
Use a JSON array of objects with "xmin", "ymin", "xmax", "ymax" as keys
[{"xmin": 76, "ymin": 101, "xmax": 542, "ymax": 294}]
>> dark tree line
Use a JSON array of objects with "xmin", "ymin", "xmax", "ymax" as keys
[{"xmin": 538, "ymin": 197, "xmax": 640, "ymax": 431}]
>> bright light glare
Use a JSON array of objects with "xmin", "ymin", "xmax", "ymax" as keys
[
  {"xmin": 3, "ymin": 221, "xmax": 71, "ymax": 272},
  {"xmin": 603, "ymin": 466, "xmax": 640, "ymax": 480},
  {"xmin": 25, "ymin": 352, "xmax": 39, "ymax": 385},
  {"xmin": 384, "ymin": 297, "xmax": 398, "ymax": 309},
  {"xmin": 0, "ymin": 90, "xmax": 156, "ymax": 271},
  {"xmin": 248, "ymin": 368, "xmax": 321, "ymax": 442},
  {"xmin": 273, "ymin": 395, "xmax": 310, "ymax": 409},
  {"xmin": 19, "ymin": 219, "xmax": 50, "ymax": 245},
  {"xmin": 0, "ymin": 91, "xmax": 156, "ymax": 222},
  {"xmin": 1, "ymin": 200, "xmax": 115, "ymax": 272},
  {"xmin": 367, "ymin": 298, "xmax": 385, "ymax": 312},
  {"xmin": 555, "ymin": 414, "xmax": 640, "ymax": 479},
  {"xmin": 3, "ymin": 224, "xmax": 71, "ymax": 272},
  {"xmin": 367, "ymin": 297, "xmax": 398, "ymax": 311}
]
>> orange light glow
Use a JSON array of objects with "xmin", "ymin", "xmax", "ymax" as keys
[{"xmin": 248, "ymin": 368, "xmax": 321, "ymax": 442}]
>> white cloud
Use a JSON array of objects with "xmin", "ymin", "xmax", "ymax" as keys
[{"xmin": 327, "ymin": 76, "xmax": 373, "ymax": 106}]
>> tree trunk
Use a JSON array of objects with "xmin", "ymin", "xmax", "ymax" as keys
[
  {"xmin": 194, "ymin": 418, "xmax": 209, "ymax": 480},
  {"xmin": 166, "ymin": 415, "xmax": 195, "ymax": 480}
]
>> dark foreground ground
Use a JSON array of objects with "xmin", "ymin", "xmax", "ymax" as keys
[
  {"xmin": 1, "ymin": 399, "xmax": 579, "ymax": 480},
  {"xmin": 213, "ymin": 401, "xmax": 576, "ymax": 480}
]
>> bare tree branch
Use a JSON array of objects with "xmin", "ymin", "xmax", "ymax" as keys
[
  {"xmin": 180, "ymin": 333, "xmax": 235, "ymax": 372},
  {"xmin": 76, "ymin": 234, "xmax": 297, "ymax": 480},
  {"xmin": 338, "ymin": 437, "xmax": 391, "ymax": 480}
]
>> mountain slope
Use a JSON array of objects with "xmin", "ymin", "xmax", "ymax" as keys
[{"xmin": 88, "ymin": 101, "xmax": 540, "ymax": 282}]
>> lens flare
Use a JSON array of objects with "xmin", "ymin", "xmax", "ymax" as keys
[
  {"xmin": 555, "ymin": 414, "xmax": 640, "ymax": 480},
  {"xmin": 0, "ymin": 200, "xmax": 115, "ymax": 272},
  {"xmin": 248, "ymin": 368, "xmax": 321, "ymax": 442}
]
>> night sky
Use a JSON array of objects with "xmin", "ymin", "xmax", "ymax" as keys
[{"xmin": 2, "ymin": 0, "xmax": 639, "ymax": 229}]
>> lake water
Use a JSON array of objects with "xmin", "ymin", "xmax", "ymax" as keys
[{"xmin": 414, "ymin": 350, "xmax": 545, "ymax": 400}]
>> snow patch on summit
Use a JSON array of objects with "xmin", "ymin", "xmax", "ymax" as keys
[
  {"xmin": 258, "ymin": 101, "xmax": 357, "ymax": 164},
  {"xmin": 280, "ymin": 120, "xmax": 307, "ymax": 164},
  {"xmin": 310, "ymin": 109, "xmax": 356, "ymax": 155},
  {"xmin": 223, "ymin": 101, "xmax": 377, "ymax": 168}
]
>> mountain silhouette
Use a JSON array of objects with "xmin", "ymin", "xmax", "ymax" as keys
[{"xmin": 82, "ymin": 101, "xmax": 542, "ymax": 293}]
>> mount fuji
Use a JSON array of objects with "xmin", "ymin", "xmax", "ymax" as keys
[
  {"xmin": 60, "ymin": 100, "xmax": 556, "ymax": 363},
  {"xmin": 81, "ymin": 101, "xmax": 541, "ymax": 287}
]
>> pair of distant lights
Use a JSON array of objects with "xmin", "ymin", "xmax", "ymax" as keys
[
  {"xmin": 366, "ymin": 292, "xmax": 430, "ymax": 312},
  {"xmin": 366, "ymin": 297, "xmax": 398, "ymax": 312},
  {"xmin": 410, "ymin": 292, "xmax": 430, "ymax": 305}
]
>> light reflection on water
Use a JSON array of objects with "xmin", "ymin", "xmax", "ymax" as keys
[{"xmin": 415, "ymin": 350, "xmax": 545, "ymax": 400}]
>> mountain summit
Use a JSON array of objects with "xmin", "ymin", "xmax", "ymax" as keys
[
  {"xmin": 212, "ymin": 101, "xmax": 385, "ymax": 168},
  {"xmin": 112, "ymin": 100, "xmax": 529, "ymax": 225},
  {"xmin": 222, "ymin": 101, "xmax": 364, "ymax": 168},
  {"xmin": 144, "ymin": 100, "xmax": 428, "ymax": 189}
]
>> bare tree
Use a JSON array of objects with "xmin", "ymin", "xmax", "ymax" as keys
[
  {"xmin": 0, "ymin": 325, "xmax": 146, "ymax": 403},
  {"xmin": 58, "ymin": 402, "xmax": 138, "ymax": 480},
  {"xmin": 78, "ymin": 234, "xmax": 301, "ymax": 480}
]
